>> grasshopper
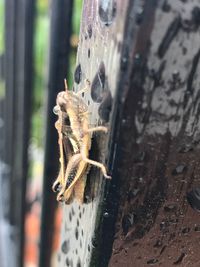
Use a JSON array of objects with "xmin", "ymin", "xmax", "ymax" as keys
[{"xmin": 52, "ymin": 79, "xmax": 111, "ymax": 203}]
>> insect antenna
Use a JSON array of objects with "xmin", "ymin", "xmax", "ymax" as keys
[{"xmin": 64, "ymin": 79, "xmax": 69, "ymax": 94}]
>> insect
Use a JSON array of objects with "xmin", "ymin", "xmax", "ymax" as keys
[{"xmin": 52, "ymin": 79, "xmax": 111, "ymax": 203}]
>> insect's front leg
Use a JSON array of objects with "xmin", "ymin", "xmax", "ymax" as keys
[
  {"xmin": 75, "ymin": 79, "xmax": 90, "ymax": 96},
  {"xmin": 55, "ymin": 115, "xmax": 66, "ymax": 185},
  {"xmin": 85, "ymin": 126, "xmax": 108, "ymax": 134}
]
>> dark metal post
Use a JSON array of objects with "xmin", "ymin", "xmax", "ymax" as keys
[
  {"xmin": 4, "ymin": 0, "xmax": 35, "ymax": 266},
  {"xmin": 39, "ymin": 1, "xmax": 73, "ymax": 267}
]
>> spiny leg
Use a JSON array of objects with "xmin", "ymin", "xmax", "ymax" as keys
[
  {"xmin": 64, "ymin": 159, "xmax": 88, "ymax": 202},
  {"xmin": 64, "ymin": 78, "xmax": 90, "ymax": 96},
  {"xmin": 57, "ymin": 153, "xmax": 82, "ymax": 201},
  {"xmin": 52, "ymin": 116, "xmax": 65, "ymax": 192}
]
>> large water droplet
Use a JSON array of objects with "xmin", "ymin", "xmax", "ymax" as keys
[
  {"xmin": 147, "ymin": 258, "xmax": 158, "ymax": 265},
  {"xmin": 98, "ymin": 0, "xmax": 117, "ymax": 26},
  {"xmin": 91, "ymin": 62, "xmax": 106, "ymax": 103},
  {"xmin": 74, "ymin": 64, "xmax": 82, "ymax": 84},
  {"xmin": 164, "ymin": 204, "xmax": 177, "ymax": 212},
  {"xmin": 187, "ymin": 187, "xmax": 200, "ymax": 211},
  {"xmin": 98, "ymin": 90, "xmax": 112, "ymax": 122},
  {"xmin": 61, "ymin": 240, "xmax": 70, "ymax": 254},
  {"xmin": 171, "ymin": 164, "xmax": 187, "ymax": 175}
]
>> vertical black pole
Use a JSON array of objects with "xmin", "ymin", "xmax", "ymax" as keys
[
  {"xmin": 39, "ymin": 1, "xmax": 73, "ymax": 267},
  {"xmin": 4, "ymin": 0, "xmax": 35, "ymax": 266}
]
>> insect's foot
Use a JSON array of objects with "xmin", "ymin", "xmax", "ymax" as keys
[
  {"xmin": 104, "ymin": 173, "xmax": 112, "ymax": 179},
  {"xmin": 103, "ymin": 127, "xmax": 108, "ymax": 133},
  {"xmin": 57, "ymin": 192, "xmax": 64, "ymax": 202},
  {"xmin": 52, "ymin": 181, "xmax": 61, "ymax": 192}
]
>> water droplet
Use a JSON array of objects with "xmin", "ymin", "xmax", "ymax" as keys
[
  {"xmin": 182, "ymin": 227, "xmax": 190, "ymax": 234},
  {"xmin": 162, "ymin": 1, "xmax": 171, "ymax": 12},
  {"xmin": 134, "ymin": 53, "xmax": 141, "ymax": 63},
  {"xmin": 98, "ymin": 90, "xmax": 112, "ymax": 122},
  {"xmin": 187, "ymin": 187, "xmax": 200, "ymax": 211},
  {"xmin": 135, "ymin": 7, "xmax": 144, "ymax": 24},
  {"xmin": 75, "ymin": 228, "xmax": 79, "ymax": 240},
  {"xmin": 98, "ymin": 0, "xmax": 117, "ymax": 26},
  {"xmin": 192, "ymin": 6, "xmax": 200, "ymax": 27},
  {"xmin": 127, "ymin": 189, "xmax": 140, "ymax": 202},
  {"xmin": 164, "ymin": 204, "xmax": 177, "ymax": 212},
  {"xmin": 171, "ymin": 164, "xmax": 187, "ymax": 175},
  {"xmin": 88, "ymin": 49, "xmax": 90, "ymax": 58},
  {"xmin": 61, "ymin": 240, "xmax": 70, "ymax": 254},
  {"xmin": 53, "ymin": 105, "xmax": 59, "ymax": 115},
  {"xmin": 172, "ymin": 70, "xmax": 180, "ymax": 81},
  {"xmin": 160, "ymin": 220, "xmax": 169, "ymax": 231},
  {"xmin": 122, "ymin": 213, "xmax": 136, "ymax": 235},
  {"xmin": 57, "ymin": 253, "xmax": 61, "ymax": 262},
  {"xmin": 66, "ymin": 257, "xmax": 70, "ymax": 266},
  {"xmin": 133, "ymin": 151, "xmax": 146, "ymax": 163},
  {"xmin": 160, "ymin": 245, "xmax": 166, "ymax": 255},
  {"xmin": 173, "ymin": 252, "xmax": 185, "ymax": 265},
  {"xmin": 178, "ymin": 144, "xmax": 193, "ymax": 153},
  {"xmin": 182, "ymin": 46, "xmax": 187, "ymax": 55},
  {"xmin": 91, "ymin": 236, "xmax": 98, "ymax": 248},
  {"xmin": 103, "ymin": 212, "xmax": 109, "ymax": 218},
  {"xmin": 120, "ymin": 46, "xmax": 129, "ymax": 71},
  {"xmin": 71, "ymin": 207, "xmax": 75, "ymax": 216},
  {"xmin": 87, "ymin": 24, "xmax": 92, "ymax": 38},
  {"xmin": 154, "ymin": 239, "xmax": 162, "ymax": 248},
  {"xmin": 77, "ymin": 258, "xmax": 81, "ymax": 267},
  {"xmin": 147, "ymin": 258, "xmax": 158, "ymax": 265},
  {"xmin": 74, "ymin": 64, "xmax": 82, "ymax": 84},
  {"xmin": 194, "ymin": 225, "xmax": 200, "ymax": 232},
  {"xmin": 91, "ymin": 62, "xmax": 106, "ymax": 103}
]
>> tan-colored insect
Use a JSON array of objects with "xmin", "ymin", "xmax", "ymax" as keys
[{"xmin": 52, "ymin": 79, "xmax": 111, "ymax": 203}]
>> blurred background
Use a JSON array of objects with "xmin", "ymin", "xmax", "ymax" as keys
[{"xmin": 0, "ymin": 0, "xmax": 82, "ymax": 266}]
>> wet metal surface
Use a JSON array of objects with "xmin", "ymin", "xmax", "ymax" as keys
[
  {"xmin": 58, "ymin": 0, "xmax": 200, "ymax": 266},
  {"xmin": 58, "ymin": 0, "xmax": 128, "ymax": 267},
  {"xmin": 107, "ymin": 0, "xmax": 200, "ymax": 266}
]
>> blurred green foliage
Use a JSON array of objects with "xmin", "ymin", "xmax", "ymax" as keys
[
  {"xmin": 32, "ymin": 0, "xmax": 82, "ymax": 147},
  {"xmin": 0, "ymin": 0, "xmax": 4, "ymax": 54},
  {"xmin": 68, "ymin": 0, "xmax": 82, "ymax": 88},
  {"xmin": 0, "ymin": 0, "xmax": 5, "ymax": 99},
  {"xmin": 73, "ymin": 0, "xmax": 82, "ymax": 35},
  {"xmin": 31, "ymin": 0, "xmax": 49, "ymax": 147}
]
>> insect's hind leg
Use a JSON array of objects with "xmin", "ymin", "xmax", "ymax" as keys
[
  {"xmin": 81, "ymin": 149, "xmax": 111, "ymax": 179},
  {"xmin": 57, "ymin": 153, "xmax": 82, "ymax": 201}
]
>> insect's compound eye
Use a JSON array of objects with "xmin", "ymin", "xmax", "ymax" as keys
[{"xmin": 53, "ymin": 105, "xmax": 60, "ymax": 115}]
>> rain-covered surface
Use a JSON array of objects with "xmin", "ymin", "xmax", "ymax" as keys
[
  {"xmin": 57, "ymin": 0, "xmax": 129, "ymax": 266},
  {"xmin": 57, "ymin": 0, "xmax": 200, "ymax": 266},
  {"xmin": 107, "ymin": 0, "xmax": 200, "ymax": 266}
]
